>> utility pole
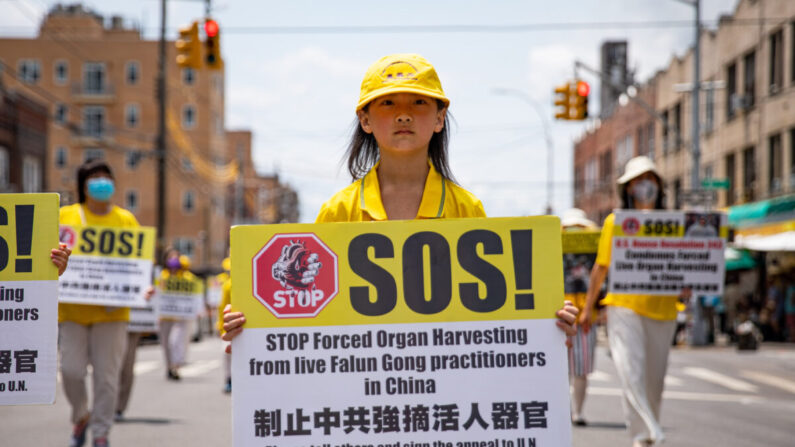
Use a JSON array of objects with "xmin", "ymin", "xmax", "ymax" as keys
[
  {"xmin": 691, "ymin": 0, "xmax": 702, "ymax": 191},
  {"xmin": 156, "ymin": 0, "xmax": 167, "ymax": 253}
]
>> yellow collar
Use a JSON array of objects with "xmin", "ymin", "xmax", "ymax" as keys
[{"xmin": 360, "ymin": 160, "xmax": 446, "ymax": 220}]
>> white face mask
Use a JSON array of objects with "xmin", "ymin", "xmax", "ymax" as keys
[{"xmin": 632, "ymin": 179, "xmax": 659, "ymax": 204}]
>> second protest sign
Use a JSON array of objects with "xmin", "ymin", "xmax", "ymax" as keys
[{"xmin": 231, "ymin": 216, "xmax": 571, "ymax": 447}]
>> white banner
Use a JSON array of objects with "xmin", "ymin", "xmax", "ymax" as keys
[
  {"xmin": 58, "ymin": 256, "xmax": 152, "ymax": 308},
  {"xmin": 232, "ymin": 320, "xmax": 569, "ymax": 447},
  {"xmin": 128, "ymin": 297, "xmax": 159, "ymax": 333},
  {"xmin": 0, "ymin": 280, "xmax": 58, "ymax": 405},
  {"xmin": 608, "ymin": 210, "xmax": 727, "ymax": 296},
  {"xmin": 157, "ymin": 277, "xmax": 204, "ymax": 320}
]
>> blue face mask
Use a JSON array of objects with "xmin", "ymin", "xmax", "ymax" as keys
[{"xmin": 86, "ymin": 177, "xmax": 115, "ymax": 201}]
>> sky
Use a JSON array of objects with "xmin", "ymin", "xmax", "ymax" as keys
[{"xmin": 1, "ymin": 0, "xmax": 740, "ymax": 223}]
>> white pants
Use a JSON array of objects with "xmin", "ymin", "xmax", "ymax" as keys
[
  {"xmin": 59, "ymin": 321, "xmax": 128, "ymax": 439},
  {"xmin": 159, "ymin": 319, "xmax": 190, "ymax": 369},
  {"xmin": 607, "ymin": 306, "xmax": 676, "ymax": 444}
]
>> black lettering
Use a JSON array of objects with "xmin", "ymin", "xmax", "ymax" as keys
[
  {"xmin": 80, "ymin": 228, "xmax": 97, "ymax": 253},
  {"xmin": 0, "ymin": 206, "xmax": 7, "ymax": 272},
  {"xmin": 402, "ymin": 232, "xmax": 451, "ymax": 314},
  {"xmin": 118, "ymin": 231, "xmax": 134, "ymax": 256},
  {"xmin": 457, "ymin": 230, "xmax": 507, "ymax": 312},
  {"xmin": 98, "ymin": 230, "xmax": 115, "ymax": 255},
  {"xmin": 348, "ymin": 234, "xmax": 397, "ymax": 316}
]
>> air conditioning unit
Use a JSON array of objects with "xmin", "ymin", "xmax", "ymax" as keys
[{"xmin": 730, "ymin": 93, "xmax": 751, "ymax": 111}]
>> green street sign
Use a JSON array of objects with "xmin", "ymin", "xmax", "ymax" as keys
[{"xmin": 701, "ymin": 178, "xmax": 730, "ymax": 189}]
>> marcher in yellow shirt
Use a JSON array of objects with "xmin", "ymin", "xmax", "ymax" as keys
[
  {"xmin": 59, "ymin": 159, "xmax": 140, "ymax": 447},
  {"xmin": 580, "ymin": 156, "xmax": 690, "ymax": 447},
  {"xmin": 158, "ymin": 249, "xmax": 197, "ymax": 381}
]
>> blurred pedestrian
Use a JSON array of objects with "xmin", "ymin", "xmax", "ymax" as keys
[
  {"xmin": 59, "ymin": 159, "xmax": 140, "ymax": 447},
  {"xmin": 158, "ymin": 249, "xmax": 195, "ymax": 380},
  {"xmin": 579, "ymin": 156, "xmax": 690, "ymax": 447},
  {"xmin": 216, "ymin": 257, "xmax": 232, "ymax": 393},
  {"xmin": 561, "ymin": 208, "xmax": 599, "ymax": 426}
]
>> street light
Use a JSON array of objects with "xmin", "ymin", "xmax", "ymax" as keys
[{"xmin": 492, "ymin": 87, "xmax": 555, "ymax": 215}]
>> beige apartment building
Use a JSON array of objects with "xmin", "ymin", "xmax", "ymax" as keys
[
  {"xmin": 574, "ymin": 0, "xmax": 795, "ymax": 222},
  {"xmin": 0, "ymin": 4, "xmax": 251, "ymax": 268}
]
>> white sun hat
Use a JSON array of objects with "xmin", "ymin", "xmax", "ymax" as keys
[
  {"xmin": 560, "ymin": 208, "xmax": 597, "ymax": 228},
  {"xmin": 617, "ymin": 155, "xmax": 661, "ymax": 185}
]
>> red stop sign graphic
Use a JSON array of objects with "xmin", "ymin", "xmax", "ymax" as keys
[{"xmin": 252, "ymin": 233, "xmax": 338, "ymax": 318}]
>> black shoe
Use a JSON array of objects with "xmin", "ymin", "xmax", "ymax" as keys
[{"xmin": 167, "ymin": 369, "xmax": 181, "ymax": 381}]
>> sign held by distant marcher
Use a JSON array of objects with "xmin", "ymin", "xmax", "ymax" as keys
[
  {"xmin": 0, "ymin": 193, "xmax": 60, "ymax": 405},
  {"xmin": 58, "ymin": 225, "xmax": 155, "ymax": 308},
  {"xmin": 608, "ymin": 210, "xmax": 727, "ymax": 296}
]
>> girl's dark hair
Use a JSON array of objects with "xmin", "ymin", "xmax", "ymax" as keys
[
  {"xmin": 345, "ymin": 99, "xmax": 454, "ymax": 182},
  {"xmin": 76, "ymin": 159, "xmax": 114, "ymax": 203},
  {"xmin": 619, "ymin": 173, "xmax": 666, "ymax": 210}
]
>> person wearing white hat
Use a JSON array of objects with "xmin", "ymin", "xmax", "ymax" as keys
[
  {"xmin": 579, "ymin": 156, "xmax": 688, "ymax": 447},
  {"xmin": 560, "ymin": 209, "xmax": 598, "ymax": 426}
]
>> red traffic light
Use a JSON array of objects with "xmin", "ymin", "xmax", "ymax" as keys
[
  {"xmin": 576, "ymin": 80, "xmax": 590, "ymax": 97},
  {"xmin": 204, "ymin": 19, "xmax": 219, "ymax": 37}
]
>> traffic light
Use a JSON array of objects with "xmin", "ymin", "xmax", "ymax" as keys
[
  {"xmin": 175, "ymin": 21, "xmax": 201, "ymax": 69},
  {"xmin": 554, "ymin": 82, "xmax": 572, "ymax": 120},
  {"xmin": 204, "ymin": 19, "xmax": 223, "ymax": 69},
  {"xmin": 572, "ymin": 80, "xmax": 590, "ymax": 120}
]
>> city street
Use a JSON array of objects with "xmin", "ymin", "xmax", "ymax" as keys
[{"xmin": 1, "ymin": 333, "xmax": 794, "ymax": 446}]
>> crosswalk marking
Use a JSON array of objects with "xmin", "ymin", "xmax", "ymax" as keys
[
  {"xmin": 180, "ymin": 359, "xmax": 221, "ymax": 378},
  {"xmin": 682, "ymin": 367, "xmax": 759, "ymax": 392},
  {"xmin": 740, "ymin": 370, "xmax": 795, "ymax": 395},
  {"xmin": 134, "ymin": 360, "xmax": 160, "ymax": 375},
  {"xmin": 664, "ymin": 375, "xmax": 684, "ymax": 386},
  {"xmin": 588, "ymin": 386, "xmax": 763, "ymax": 404}
]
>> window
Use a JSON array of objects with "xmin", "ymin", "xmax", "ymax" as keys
[
  {"xmin": 83, "ymin": 62, "xmax": 106, "ymax": 94},
  {"xmin": 125, "ymin": 104, "xmax": 139, "ymax": 128},
  {"xmin": 173, "ymin": 238, "xmax": 195, "ymax": 258},
  {"xmin": 727, "ymin": 62, "xmax": 737, "ymax": 120},
  {"xmin": 182, "ymin": 105, "xmax": 196, "ymax": 129},
  {"xmin": 673, "ymin": 178, "xmax": 682, "ymax": 209},
  {"xmin": 647, "ymin": 122, "xmax": 655, "ymax": 159},
  {"xmin": 705, "ymin": 88, "xmax": 714, "ymax": 133},
  {"xmin": 182, "ymin": 67, "xmax": 195, "ymax": 85},
  {"xmin": 181, "ymin": 157, "xmax": 194, "ymax": 172},
  {"xmin": 585, "ymin": 158, "xmax": 598, "ymax": 194},
  {"xmin": 673, "ymin": 102, "xmax": 682, "ymax": 151},
  {"xmin": 661, "ymin": 110, "xmax": 670, "ymax": 154},
  {"xmin": 616, "ymin": 135, "xmax": 634, "ymax": 176},
  {"xmin": 574, "ymin": 167, "xmax": 583, "ymax": 196},
  {"xmin": 213, "ymin": 74, "xmax": 223, "ymax": 94},
  {"xmin": 83, "ymin": 148, "xmax": 105, "ymax": 163},
  {"xmin": 126, "ymin": 151, "xmax": 141, "ymax": 170},
  {"xmin": 726, "ymin": 153, "xmax": 736, "ymax": 205},
  {"xmin": 17, "ymin": 59, "xmax": 40, "ymax": 83},
  {"xmin": 182, "ymin": 190, "xmax": 195, "ymax": 213},
  {"xmin": 742, "ymin": 146, "xmax": 756, "ymax": 202},
  {"xmin": 704, "ymin": 164, "xmax": 714, "ymax": 181},
  {"xmin": 792, "ymin": 22, "xmax": 795, "ymax": 84},
  {"xmin": 55, "ymin": 146, "xmax": 67, "ymax": 169},
  {"xmin": 743, "ymin": 51, "xmax": 755, "ymax": 108},
  {"xmin": 54, "ymin": 103, "xmax": 67, "ymax": 124},
  {"xmin": 83, "ymin": 106, "xmax": 105, "ymax": 137},
  {"xmin": 214, "ymin": 112, "xmax": 222, "ymax": 135},
  {"xmin": 126, "ymin": 61, "xmax": 139, "ymax": 85},
  {"xmin": 636, "ymin": 126, "xmax": 645, "ymax": 158},
  {"xmin": 54, "ymin": 60, "xmax": 68, "ymax": 85},
  {"xmin": 769, "ymin": 133, "xmax": 783, "ymax": 194},
  {"xmin": 791, "ymin": 128, "xmax": 795, "ymax": 190},
  {"xmin": 600, "ymin": 150, "xmax": 612, "ymax": 188},
  {"xmin": 0, "ymin": 147, "xmax": 9, "ymax": 189},
  {"xmin": 769, "ymin": 29, "xmax": 783, "ymax": 94},
  {"xmin": 125, "ymin": 190, "xmax": 138, "ymax": 212},
  {"xmin": 22, "ymin": 156, "xmax": 41, "ymax": 193}
]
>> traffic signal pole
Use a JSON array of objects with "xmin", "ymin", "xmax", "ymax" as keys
[
  {"xmin": 690, "ymin": 0, "xmax": 702, "ymax": 192},
  {"xmin": 156, "ymin": 0, "xmax": 168, "ymax": 254}
]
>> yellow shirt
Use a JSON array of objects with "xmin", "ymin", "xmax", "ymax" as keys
[
  {"xmin": 596, "ymin": 213, "xmax": 678, "ymax": 321},
  {"xmin": 217, "ymin": 277, "xmax": 231, "ymax": 334},
  {"xmin": 316, "ymin": 161, "xmax": 486, "ymax": 223},
  {"xmin": 58, "ymin": 203, "xmax": 140, "ymax": 325}
]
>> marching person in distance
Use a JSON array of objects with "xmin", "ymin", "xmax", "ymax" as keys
[
  {"xmin": 579, "ymin": 156, "xmax": 691, "ymax": 447},
  {"xmin": 560, "ymin": 208, "xmax": 599, "ymax": 427},
  {"xmin": 222, "ymin": 53, "xmax": 578, "ymax": 349},
  {"xmin": 216, "ymin": 257, "xmax": 232, "ymax": 393},
  {"xmin": 159, "ymin": 248, "xmax": 196, "ymax": 381},
  {"xmin": 59, "ymin": 159, "xmax": 141, "ymax": 447}
]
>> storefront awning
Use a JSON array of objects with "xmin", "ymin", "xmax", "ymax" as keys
[
  {"xmin": 733, "ymin": 231, "xmax": 795, "ymax": 252},
  {"xmin": 728, "ymin": 194, "xmax": 795, "ymax": 227},
  {"xmin": 725, "ymin": 247, "xmax": 757, "ymax": 270}
]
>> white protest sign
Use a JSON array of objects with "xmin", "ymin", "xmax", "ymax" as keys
[
  {"xmin": 157, "ymin": 275, "xmax": 204, "ymax": 319},
  {"xmin": 608, "ymin": 210, "xmax": 727, "ymax": 296}
]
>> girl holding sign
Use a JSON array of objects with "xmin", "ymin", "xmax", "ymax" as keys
[
  {"xmin": 579, "ymin": 156, "xmax": 690, "ymax": 447},
  {"xmin": 222, "ymin": 54, "xmax": 578, "ymax": 344}
]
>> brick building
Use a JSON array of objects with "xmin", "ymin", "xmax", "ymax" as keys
[{"xmin": 0, "ymin": 82, "xmax": 48, "ymax": 193}]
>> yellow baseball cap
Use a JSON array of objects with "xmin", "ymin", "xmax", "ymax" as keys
[{"xmin": 357, "ymin": 53, "xmax": 450, "ymax": 111}]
